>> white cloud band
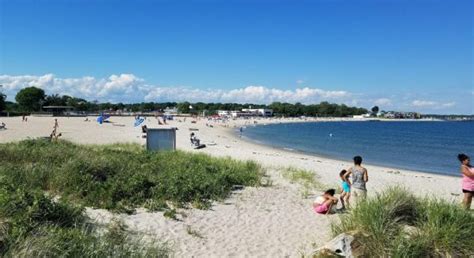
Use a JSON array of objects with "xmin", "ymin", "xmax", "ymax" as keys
[{"xmin": 0, "ymin": 74, "xmax": 350, "ymax": 104}]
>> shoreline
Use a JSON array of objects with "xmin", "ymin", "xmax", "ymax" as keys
[
  {"xmin": 221, "ymin": 123, "xmax": 460, "ymax": 182},
  {"xmin": 236, "ymin": 127, "xmax": 461, "ymax": 178}
]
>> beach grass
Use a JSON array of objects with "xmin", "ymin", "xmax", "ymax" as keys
[
  {"xmin": 331, "ymin": 187, "xmax": 474, "ymax": 257},
  {"xmin": 0, "ymin": 139, "xmax": 264, "ymax": 212},
  {"xmin": 281, "ymin": 166, "xmax": 327, "ymax": 197},
  {"xmin": 0, "ymin": 186, "xmax": 170, "ymax": 257},
  {"xmin": 0, "ymin": 139, "xmax": 264, "ymax": 256}
]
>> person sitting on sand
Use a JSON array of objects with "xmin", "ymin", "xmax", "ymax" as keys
[
  {"xmin": 190, "ymin": 132, "xmax": 200, "ymax": 146},
  {"xmin": 339, "ymin": 169, "xmax": 351, "ymax": 209},
  {"xmin": 0, "ymin": 122, "xmax": 6, "ymax": 129},
  {"xmin": 458, "ymin": 153, "xmax": 474, "ymax": 209},
  {"xmin": 313, "ymin": 189, "xmax": 338, "ymax": 215},
  {"xmin": 344, "ymin": 156, "xmax": 368, "ymax": 203}
]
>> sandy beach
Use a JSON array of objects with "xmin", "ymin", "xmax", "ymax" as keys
[{"xmin": 0, "ymin": 116, "xmax": 464, "ymax": 257}]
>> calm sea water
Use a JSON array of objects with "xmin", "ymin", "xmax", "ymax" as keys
[{"xmin": 242, "ymin": 121, "xmax": 474, "ymax": 176}]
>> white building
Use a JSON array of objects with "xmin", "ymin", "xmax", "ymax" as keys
[
  {"xmin": 241, "ymin": 108, "xmax": 273, "ymax": 117},
  {"xmin": 217, "ymin": 110, "xmax": 231, "ymax": 117},
  {"xmin": 353, "ymin": 113, "xmax": 371, "ymax": 119},
  {"xmin": 164, "ymin": 107, "xmax": 178, "ymax": 115}
]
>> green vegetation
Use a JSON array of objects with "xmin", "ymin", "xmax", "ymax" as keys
[
  {"xmin": 14, "ymin": 86, "xmax": 46, "ymax": 111},
  {"xmin": 281, "ymin": 167, "xmax": 326, "ymax": 198},
  {"xmin": 0, "ymin": 185, "xmax": 170, "ymax": 256},
  {"xmin": 5, "ymin": 86, "xmax": 368, "ymax": 117},
  {"xmin": 0, "ymin": 86, "xmax": 5, "ymax": 112},
  {"xmin": 0, "ymin": 139, "xmax": 263, "ymax": 212},
  {"xmin": 332, "ymin": 187, "xmax": 474, "ymax": 257},
  {"xmin": 371, "ymin": 105, "xmax": 379, "ymax": 116},
  {"xmin": 0, "ymin": 139, "xmax": 263, "ymax": 256}
]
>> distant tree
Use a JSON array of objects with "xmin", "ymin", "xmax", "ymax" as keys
[
  {"xmin": 371, "ymin": 106, "xmax": 379, "ymax": 116},
  {"xmin": 177, "ymin": 102, "xmax": 191, "ymax": 113},
  {"xmin": 44, "ymin": 94, "xmax": 65, "ymax": 106},
  {"xmin": 15, "ymin": 86, "xmax": 46, "ymax": 111},
  {"xmin": 0, "ymin": 85, "xmax": 6, "ymax": 112},
  {"xmin": 141, "ymin": 102, "xmax": 155, "ymax": 111}
]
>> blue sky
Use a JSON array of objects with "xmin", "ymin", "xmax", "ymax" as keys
[{"xmin": 0, "ymin": 0, "xmax": 472, "ymax": 114}]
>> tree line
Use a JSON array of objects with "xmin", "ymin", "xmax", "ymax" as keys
[{"xmin": 1, "ymin": 86, "xmax": 368, "ymax": 117}]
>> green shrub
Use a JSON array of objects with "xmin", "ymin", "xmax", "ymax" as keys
[
  {"xmin": 5, "ymin": 224, "xmax": 170, "ymax": 257},
  {"xmin": 0, "ymin": 140, "xmax": 263, "ymax": 211},
  {"xmin": 281, "ymin": 166, "xmax": 326, "ymax": 197},
  {"xmin": 0, "ymin": 181, "xmax": 169, "ymax": 256},
  {"xmin": 332, "ymin": 187, "xmax": 474, "ymax": 257}
]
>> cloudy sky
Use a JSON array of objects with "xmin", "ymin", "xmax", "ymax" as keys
[{"xmin": 0, "ymin": 0, "xmax": 472, "ymax": 114}]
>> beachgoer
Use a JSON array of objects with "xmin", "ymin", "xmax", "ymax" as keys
[
  {"xmin": 313, "ymin": 189, "xmax": 338, "ymax": 215},
  {"xmin": 190, "ymin": 132, "xmax": 200, "ymax": 146},
  {"xmin": 458, "ymin": 154, "xmax": 474, "ymax": 209},
  {"xmin": 339, "ymin": 169, "xmax": 351, "ymax": 209},
  {"xmin": 0, "ymin": 122, "xmax": 6, "ymax": 129},
  {"xmin": 344, "ymin": 156, "xmax": 368, "ymax": 203}
]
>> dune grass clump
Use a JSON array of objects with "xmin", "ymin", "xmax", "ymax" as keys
[
  {"xmin": 0, "ymin": 184, "xmax": 170, "ymax": 257},
  {"xmin": 0, "ymin": 139, "xmax": 263, "ymax": 212},
  {"xmin": 281, "ymin": 166, "xmax": 326, "ymax": 197},
  {"xmin": 331, "ymin": 187, "xmax": 474, "ymax": 257}
]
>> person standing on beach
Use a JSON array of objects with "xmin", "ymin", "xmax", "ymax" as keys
[
  {"xmin": 458, "ymin": 154, "xmax": 474, "ymax": 209},
  {"xmin": 344, "ymin": 156, "xmax": 368, "ymax": 203},
  {"xmin": 339, "ymin": 169, "xmax": 351, "ymax": 209}
]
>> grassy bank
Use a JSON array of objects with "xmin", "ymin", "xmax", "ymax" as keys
[
  {"xmin": 0, "ymin": 139, "xmax": 263, "ymax": 212},
  {"xmin": 0, "ymin": 187, "xmax": 170, "ymax": 257},
  {"xmin": 331, "ymin": 187, "xmax": 474, "ymax": 257},
  {"xmin": 0, "ymin": 139, "xmax": 263, "ymax": 256}
]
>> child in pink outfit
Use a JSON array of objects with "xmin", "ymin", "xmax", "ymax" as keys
[{"xmin": 313, "ymin": 189, "xmax": 338, "ymax": 215}]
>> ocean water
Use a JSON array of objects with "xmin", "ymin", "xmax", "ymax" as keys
[{"xmin": 242, "ymin": 121, "xmax": 474, "ymax": 176}]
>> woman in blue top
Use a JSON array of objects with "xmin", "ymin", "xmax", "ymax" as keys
[{"xmin": 339, "ymin": 169, "xmax": 351, "ymax": 209}]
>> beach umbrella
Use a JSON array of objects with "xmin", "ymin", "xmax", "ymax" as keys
[
  {"xmin": 96, "ymin": 114, "xmax": 110, "ymax": 124},
  {"xmin": 134, "ymin": 117, "xmax": 145, "ymax": 127}
]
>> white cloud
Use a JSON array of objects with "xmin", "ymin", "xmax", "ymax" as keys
[
  {"xmin": 441, "ymin": 102, "xmax": 455, "ymax": 108},
  {"xmin": 296, "ymin": 79, "xmax": 305, "ymax": 84},
  {"xmin": 411, "ymin": 100, "xmax": 456, "ymax": 109},
  {"xmin": 411, "ymin": 100, "xmax": 437, "ymax": 107},
  {"xmin": 0, "ymin": 74, "xmax": 351, "ymax": 104},
  {"xmin": 144, "ymin": 85, "xmax": 350, "ymax": 104},
  {"xmin": 374, "ymin": 98, "xmax": 392, "ymax": 106}
]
